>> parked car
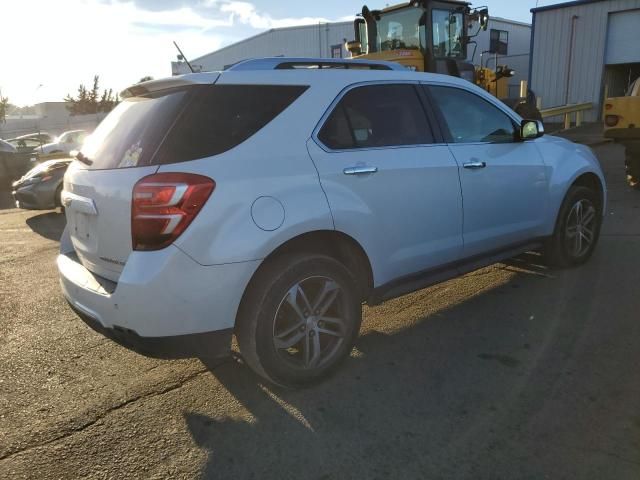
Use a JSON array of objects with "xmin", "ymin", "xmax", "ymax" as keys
[
  {"xmin": 6, "ymin": 133, "xmax": 53, "ymax": 163},
  {"xmin": 0, "ymin": 139, "xmax": 27, "ymax": 189},
  {"xmin": 58, "ymin": 58, "xmax": 606, "ymax": 387},
  {"xmin": 12, "ymin": 159, "xmax": 71, "ymax": 210},
  {"xmin": 39, "ymin": 130, "xmax": 88, "ymax": 156},
  {"xmin": 7, "ymin": 132, "xmax": 55, "ymax": 146}
]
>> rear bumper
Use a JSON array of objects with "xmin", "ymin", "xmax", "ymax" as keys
[
  {"xmin": 58, "ymin": 231, "xmax": 261, "ymax": 358},
  {"xmin": 67, "ymin": 299, "xmax": 232, "ymax": 359}
]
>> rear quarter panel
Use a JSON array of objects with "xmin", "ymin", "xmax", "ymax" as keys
[{"xmin": 161, "ymin": 78, "xmax": 342, "ymax": 266}]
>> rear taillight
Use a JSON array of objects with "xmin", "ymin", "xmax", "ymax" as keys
[
  {"xmin": 605, "ymin": 115, "xmax": 619, "ymax": 127},
  {"xmin": 132, "ymin": 173, "xmax": 215, "ymax": 251},
  {"xmin": 605, "ymin": 103, "xmax": 613, "ymax": 110}
]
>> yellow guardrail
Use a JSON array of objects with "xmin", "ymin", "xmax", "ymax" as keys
[{"xmin": 539, "ymin": 102, "xmax": 593, "ymax": 130}]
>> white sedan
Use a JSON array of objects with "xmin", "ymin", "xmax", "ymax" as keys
[{"xmin": 40, "ymin": 130, "xmax": 88, "ymax": 156}]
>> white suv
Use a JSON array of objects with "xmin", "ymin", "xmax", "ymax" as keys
[{"xmin": 59, "ymin": 58, "xmax": 606, "ymax": 387}]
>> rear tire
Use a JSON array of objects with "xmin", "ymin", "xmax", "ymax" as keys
[
  {"xmin": 545, "ymin": 185, "xmax": 602, "ymax": 268},
  {"xmin": 236, "ymin": 254, "xmax": 362, "ymax": 388}
]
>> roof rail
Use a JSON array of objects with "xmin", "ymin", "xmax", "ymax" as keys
[{"xmin": 225, "ymin": 57, "xmax": 407, "ymax": 72}]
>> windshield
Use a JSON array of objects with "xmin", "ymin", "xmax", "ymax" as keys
[
  {"xmin": 375, "ymin": 7, "xmax": 426, "ymax": 52},
  {"xmin": 432, "ymin": 9, "xmax": 464, "ymax": 58},
  {"xmin": 58, "ymin": 132, "xmax": 76, "ymax": 143}
]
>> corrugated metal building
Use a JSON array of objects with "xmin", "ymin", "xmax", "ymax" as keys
[
  {"xmin": 470, "ymin": 17, "xmax": 532, "ymax": 97},
  {"xmin": 174, "ymin": 17, "xmax": 531, "ymax": 95},
  {"xmin": 530, "ymin": 0, "xmax": 640, "ymax": 122},
  {"xmin": 175, "ymin": 21, "xmax": 355, "ymax": 74}
]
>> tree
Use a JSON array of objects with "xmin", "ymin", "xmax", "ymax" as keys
[
  {"xmin": 0, "ymin": 90, "xmax": 9, "ymax": 124},
  {"xmin": 64, "ymin": 76, "xmax": 119, "ymax": 115},
  {"xmin": 98, "ymin": 88, "xmax": 118, "ymax": 113}
]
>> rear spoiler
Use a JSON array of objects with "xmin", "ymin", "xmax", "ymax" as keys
[{"xmin": 120, "ymin": 72, "xmax": 220, "ymax": 98}]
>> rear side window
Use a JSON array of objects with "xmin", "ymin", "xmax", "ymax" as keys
[
  {"xmin": 157, "ymin": 84, "xmax": 308, "ymax": 164},
  {"xmin": 318, "ymin": 84, "xmax": 433, "ymax": 149},
  {"xmin": 80, "ymin": 85, "xmax": 308, "ymax": 169}
]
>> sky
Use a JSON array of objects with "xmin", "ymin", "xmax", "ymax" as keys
[{"xmin": 1, "ymin": 0, "xmax": 559, "ymax": 106}]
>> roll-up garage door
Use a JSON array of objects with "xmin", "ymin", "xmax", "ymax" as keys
[{"xmin": 605, "ymin": 10, "xmax": 640, "ymax": 65}]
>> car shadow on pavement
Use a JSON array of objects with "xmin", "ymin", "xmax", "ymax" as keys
[
  {"xmin": 183, "ymin": 252, "xmax": 618, "ymax": 479},
  {"xmin": 25, "ymin": 211, "xmax": 66, "ymax": 241}
]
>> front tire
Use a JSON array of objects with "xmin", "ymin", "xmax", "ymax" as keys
[
  {"xmin": 236, "ymin": 254, "xmax": 362, "ymax": 387},
  {"xmin": 545, "ymin": 185, "xmax": 602, "ymax": 267}
]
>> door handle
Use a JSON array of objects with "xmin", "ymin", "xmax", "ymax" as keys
[
  {"xmin": 343, "ymin": 166, "xmax": 378, "ymax": 175},
  {"xmin": 463, "ymin": 161, "xmax": 486, "ymax": 169}
]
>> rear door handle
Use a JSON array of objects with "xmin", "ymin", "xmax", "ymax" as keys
[
  {"xmin": 343, "ymin": 166, "xmax": 378, "ymax": 175},
  {"xmin": 463, "ymin": 161, "xmax": 487, "ymax": 169}
]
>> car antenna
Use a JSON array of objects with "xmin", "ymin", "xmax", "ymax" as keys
[{"xmin": 173, "ymin": 41, "xmax": 195, "ymax": 74}]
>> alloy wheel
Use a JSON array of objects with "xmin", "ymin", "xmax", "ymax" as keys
[
  {"xmin": 565, "ymin": 199, "xmax": 597, "ymax": 258},
  {"xmin": 272, "ymin": 276, "xmax": 347, "ymax": 370}
]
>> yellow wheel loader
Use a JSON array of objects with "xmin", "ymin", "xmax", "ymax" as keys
[
  {"xmin": 603, "ymin": 77, "xmax": 640, "ymax": 188},
  {"xmin": 346, "ymin": 0, "xmax": 542, "ymax": 120}
]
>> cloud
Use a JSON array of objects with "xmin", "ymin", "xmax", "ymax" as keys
[
  {"xmin": 219, "ymin": 1, "xmax": 331, "ymax": 29},
  {"xmin": 99, "ymin": 0, "xmax": 341, "ymax": 29}
]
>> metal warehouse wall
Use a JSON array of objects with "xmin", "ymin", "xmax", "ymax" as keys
[
  {"xmin": 530, "ymin": 0, "xmax": 640, "ymax": 122},
  {"xmin": 192, "ymin": 22, "xmax": 354, "ymax": 71},
  {"xmin": 469, "ymin": 18, "xmax": 532, "ymax": 97}
]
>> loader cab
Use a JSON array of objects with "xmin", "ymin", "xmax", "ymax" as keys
[{"xmin": 350, "ymin": 0, "xmax": 486, "ymax": 82}]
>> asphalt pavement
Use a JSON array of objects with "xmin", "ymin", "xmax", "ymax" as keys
[{"xmin": 0, "ymin": 143, "xmax": 639, "ymax": 479}]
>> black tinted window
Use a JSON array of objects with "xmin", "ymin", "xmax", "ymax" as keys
[
  {"xmin": 81, "ymin": 85, "xmax": 308, "ymax": 169},
  {"xmin": 80, "ymin": 88, "xmax": 188, "ymax": 169},
  {"xmin": 158, "ymin": 85, "xmax": 308, "ymax": 164},
  {"xmin": 428, "ymin": 86, "xmax": 516, "ymax": 143},
  {"xmin": 319, "ymin": 84, "xmax": 433, "ymax": 149}
]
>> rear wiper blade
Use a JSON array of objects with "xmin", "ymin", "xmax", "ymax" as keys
[{"xmin": 75, "ymin": 152, "xmax": 93, "ymax": 166}]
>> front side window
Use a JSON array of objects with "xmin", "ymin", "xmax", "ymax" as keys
[
  {"xmin": 376, "ymin": 8, "xmax": 426, "ymax": 52},
  {"xmin": 318, "ymin": 84, "xmax": 433, "ymax": 149},
  {"xmin": 427, "ymin": 86, "xmax": 516, "ymax": 143},
  {"xmin": 432, "ymin": 10, "xmax": 464, "ymax": 58}
]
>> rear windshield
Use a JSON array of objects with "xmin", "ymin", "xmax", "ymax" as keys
[{"xmin": 81, "ymin": 84, "xmax": 308, "ymax": 169}]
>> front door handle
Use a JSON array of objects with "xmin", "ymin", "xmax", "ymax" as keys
[
  {"xmin": 463, "ymin": 161, "xmax": 487, "ymax": 169},
  {"xmin": 343, "ymin": 166, "xmax": 378, "ymax": 175}
]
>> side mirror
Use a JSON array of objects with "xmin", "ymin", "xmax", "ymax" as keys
[
  {"xmin": 520, "ymin": 119, "xmax": 544, "ymax": 140},
  {"xmin": 480, "ymin": 8, "xmax": 489, "ymax": 31},
  {"xmin": 346, "ymin": 40, "xmax": 362, "ymax": 56}
]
